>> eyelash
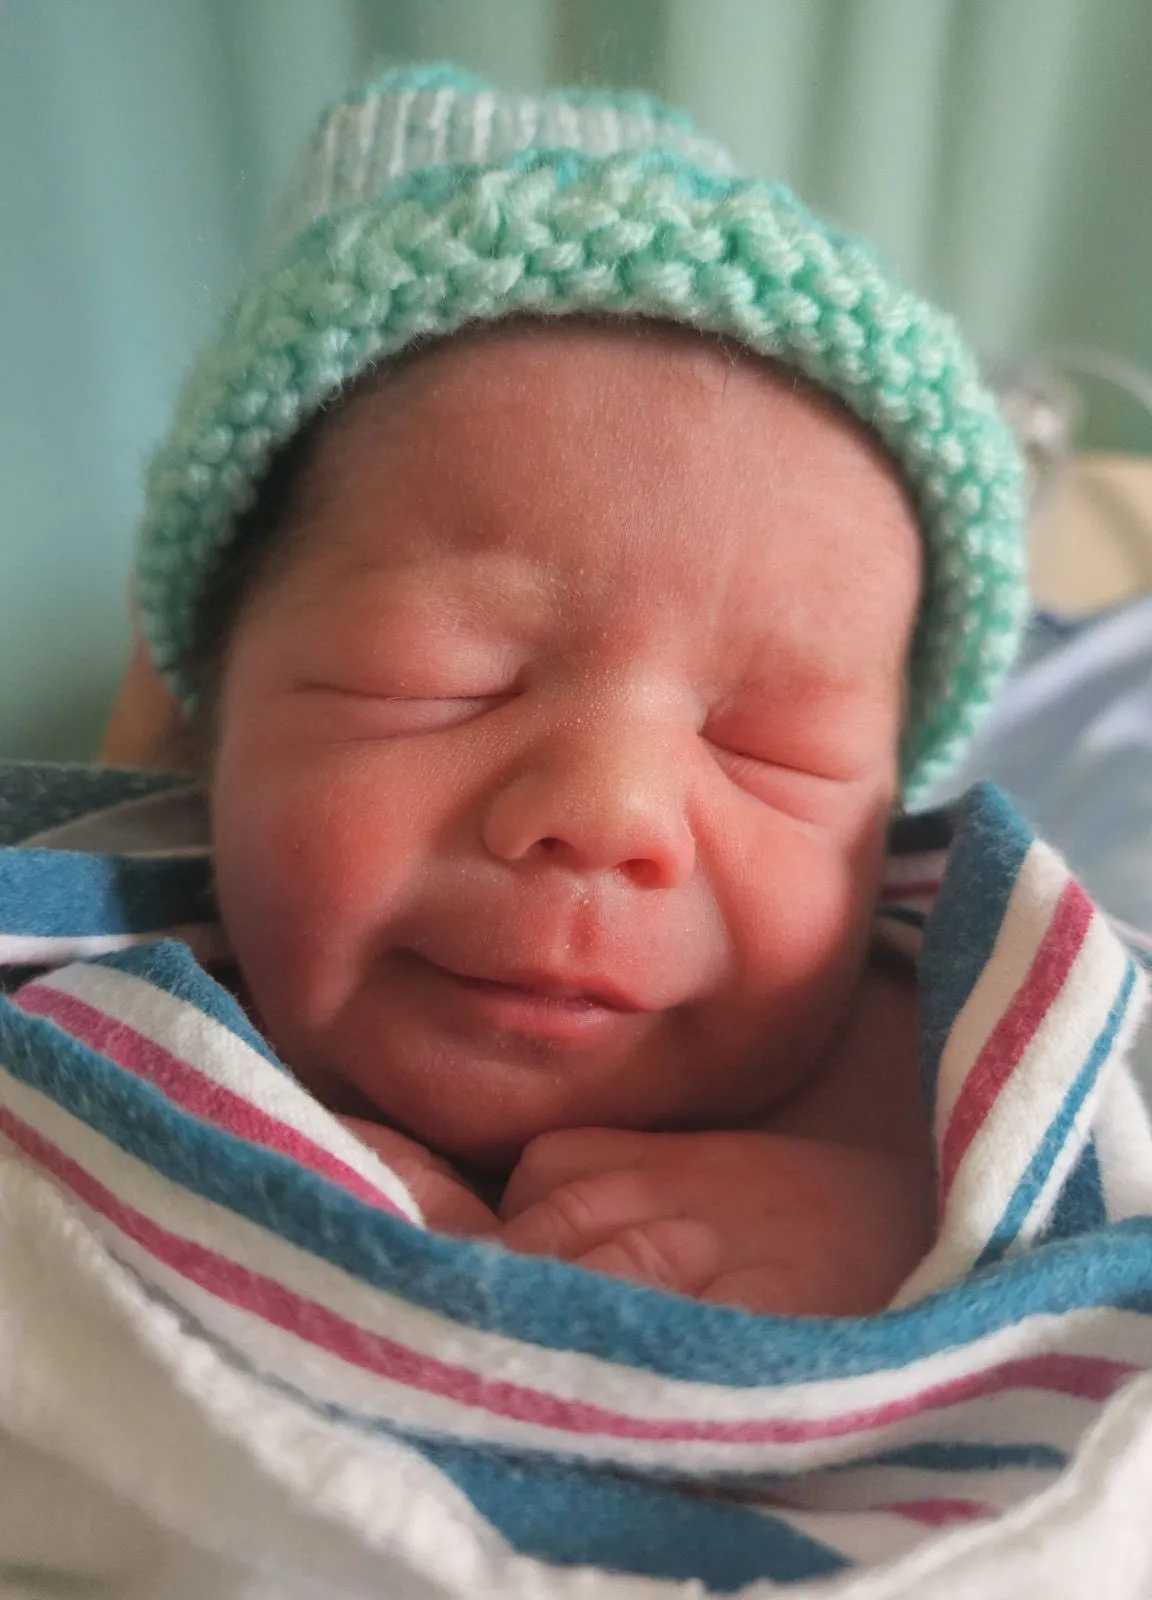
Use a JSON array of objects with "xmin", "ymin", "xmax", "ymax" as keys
[
  {"xmin": 309, "ymin": 686, "xmax": 852, "ymax": 796},
  {"xmin": 304, "ymin": 685, "xmax": 509, "ymax": 734},
  {"xmin": 711, "ymin": 740, "xmax": 813, "ymax": 777},
  {"xmin": 705, "ymin": 739, "xmax": 853, "ymax": 809}
]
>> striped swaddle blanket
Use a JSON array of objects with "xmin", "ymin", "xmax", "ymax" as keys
[{"xmin": 1, "ymin": 764, "xmax": 1151, "ymax": 1599}]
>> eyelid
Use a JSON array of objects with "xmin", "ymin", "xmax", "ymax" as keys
[
  {"xmin": 704, "ymin": 737, "xmax": 876, "ymax": 823},
  {"xmin": 706, "ymin": 750, "xmax": 865, "ymax": 844},
  {"xmin": 710, "ymin": 742, "xmax": 840, "ymax": 783},
  {"xmin": 703, "ymin": 692, "xmax": 889, "ymax": 776},
  {"xmin": 298, "ymin": 680, "xmax": 509, "ymax": 702},
  {"xmin": 298, "ymin": 682, "xmax": 511, "ymax": 734},
  {"xmin": 705, "ymin": 729, "xmax": 850, "ymax": 778}
]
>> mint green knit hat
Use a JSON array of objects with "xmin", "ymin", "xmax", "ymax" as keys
[{"xmin": 136, "ymin": 63, "xmax": 1026, "ymax": 802}]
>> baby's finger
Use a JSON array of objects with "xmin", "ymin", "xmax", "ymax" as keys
[
  {"xmin": 338, "ymin": 1115, "xmax": 499, "ymax": 1237},
  {"xmin": 576, "ymin": 1218, "xmax": 721, "ymax": 1297},
  {"xmin": 407, "ymin": 1166, "xmax": 502, "ymax": 1237},
  {"xmin": 500, "ymin": 1127, "xmax": 657, "ymax": 1220},
  {"xmin": 499, "ymin": 1169, "xmax": 670, "ymax": 1259}
]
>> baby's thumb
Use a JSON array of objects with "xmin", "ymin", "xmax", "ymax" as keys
[{"xmin": 337, "ymin": 1115, "xmax": 499, "ymax": 1237}]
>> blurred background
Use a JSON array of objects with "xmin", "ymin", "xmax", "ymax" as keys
[{"xmin": 3, "ymin": 0, "xmax": 1152, "ymax": 762}]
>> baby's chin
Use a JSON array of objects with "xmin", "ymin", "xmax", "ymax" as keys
[
  {"xmin": 312, "ymin": 1071, "xmax": 753, "ymax": 1177},
  {"xmin": 228, "ymin": 939, "xmax": 871, "ymax": 1173},
  {"xmin": 284, "ymin": 1013, "xmax": 839, "ymax": 1177}
]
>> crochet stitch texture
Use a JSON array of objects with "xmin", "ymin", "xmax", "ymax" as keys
[{"xmin": 136, "ymin": 63, "xmax": 1026, "ymax": 800}]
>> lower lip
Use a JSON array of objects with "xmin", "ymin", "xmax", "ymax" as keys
[{"xmin": 405, "ymin": 956, "xmax": 637, "ymax": 1045}]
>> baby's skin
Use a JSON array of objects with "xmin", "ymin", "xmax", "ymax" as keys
[{"xmin": 125, "ymin": 320, "xmax": 937, "ymax": 1314}]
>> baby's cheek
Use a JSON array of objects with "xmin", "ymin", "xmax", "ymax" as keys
[
  {"xmin": 733, "ymin": 818, "xmax": 879, "ymax": 985},
  {"xmin": 212, "ymin": 754, "xmax": 411, "ymax": 1024},
  {"xmin": 703, "ymin": 824, "xmax": 885, "ymax": 1107}
]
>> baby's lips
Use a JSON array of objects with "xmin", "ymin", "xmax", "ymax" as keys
[
  {"xmin": 393, "ymin": 946, "xmax": 658, "ymax": 1017},
  {"xmin": 395, "ymin": 938, "xmax": 679, "ymax": 1014},
  {"xmin": 389, "ymin": 887, "xmax": 721, "ymax": 1012},
  {"xmin": 435, "ymin": 958, "xmax": 648, "ymax": 1012}
]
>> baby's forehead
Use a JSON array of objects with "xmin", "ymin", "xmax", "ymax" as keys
[
  {"xmin": 273, "ymin": 321, "xmax": 921, "ymax": 690},
  {"xmin": 330, "ymin": 315, "xmax": 878, "ymax": 429},
  {"xmin": 309, "ymin": 318, "xmax": 916, "ymax": 531}
]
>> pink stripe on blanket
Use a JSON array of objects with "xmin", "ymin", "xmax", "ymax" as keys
[
  {"xmin": 938, "ymin": 880, "xmax": 1093, "ymax": 1201},
  {"xmin": 13, "ymin": 982, "xmax": 407, "ymax": 1218},
  {"xmin": 0, "ymin": 1104, "xmax": 1135, "ymax": 1450},
  {"xmin": 881, "ymin": 1497, "xmax": 989, "ymax": 1526}
]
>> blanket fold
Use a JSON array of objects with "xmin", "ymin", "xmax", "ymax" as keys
[{"xmin": 1, "ymin": 763, "xmax": 1151, "ymax": 1598}]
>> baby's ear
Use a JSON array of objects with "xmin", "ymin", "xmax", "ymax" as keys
[{"xmin": 100, "ymin": 624, "xmax": 203, "ymax": 771}]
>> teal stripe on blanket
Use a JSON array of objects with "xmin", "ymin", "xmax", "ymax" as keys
[
  {"xmin": 976, "ymin": 966, "xmax": 1136, "ymax": 1268},
  {"xmin": 1042, "ymin": 1142, "xmax": 1107, "ymax": 1240},
  {"xmin": 98, "ymin": 941, "xmax": 283, "ymax": 1067},
  {"xmin": 4, "ymin": 942, "xmax": 1152, "ymax": 1390},
  {"xmin": 859, "ymin": 1440, "xmax": 1066, "ymax": 1473},
  {"xmin": 0, "ymin": 847, "xmax": 214, "ymax": 938},
  {"xmin": 424, "ymin": 1440, "xmax": 848, "ymax": 1588},
  {"xmin": 917, "ymin": 783, "xmax": 1033, "ymax": 1109},
  {"xmin": 0, "ymin": 761, "xmax": 189, "ymax": 846},
  {"xmin": 120, "ymin": 1258, "xmax": 848, "ymax": 1589}
]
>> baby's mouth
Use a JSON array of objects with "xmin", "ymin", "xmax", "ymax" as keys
[
  {"xmin": 449, "ymin": 967, "xmax": 639, "ymax": 1011},
  {"xmin": 397, "ymin": 949, "xmax": 648, "ymax": 1043}
]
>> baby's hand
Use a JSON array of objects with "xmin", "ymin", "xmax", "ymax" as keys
[
  {"xmin": 498, "ymin": 1127, "xmax": 934, "ymax": 1316},
  {"xmin": 337, "ymin": 1116, "xmax": 499, "ymax": 1236}
]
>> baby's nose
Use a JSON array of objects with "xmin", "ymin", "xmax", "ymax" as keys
[{"xmin": 480, "ymin": 722, "xmax": 696, "ymax": 889}]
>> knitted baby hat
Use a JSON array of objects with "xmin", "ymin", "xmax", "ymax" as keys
[{"xmin": 136, "ymin": 63, "xmax": 1026, "ymax": 802}]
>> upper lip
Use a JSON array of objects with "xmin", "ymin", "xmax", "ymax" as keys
[{"xmin": 423, "ymin": 956, "xmax": 646, "ymax": 1012}]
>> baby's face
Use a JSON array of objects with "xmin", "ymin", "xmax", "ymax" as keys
[{"xmin": 211, "ymin": 322, "xmax": 920, "ymax": 1168}]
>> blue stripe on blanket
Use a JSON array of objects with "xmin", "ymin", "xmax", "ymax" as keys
[
  {"xmin": 1042, "ymin": 1141, "xmax": 1107, "ymax": 1241},
  {"xmin": 917, "ymin": 784, "xmax": 1033, "ymax": 1109},
  {"xmin": 120, "ymin": 1257, "xmax": 848, "ymax": 1589},
  {"xmin": 4, "ymin": 944, "xmax": 1152, "ymax": 1389},
  {"xmin": 975, "ymin": 964, "xmax": 1137, "ymax": 1269},
  {"xmin": 101, "ymin": 941, "xmax": 285, "ymax": 1070},
  {"xmin": 423, "ymin": 1440, "xmax": 848, "ymax": 1588},
  {"xmin": 888, "ymin": 807, "xmax": 953, "ymax": 855},
  {"xmin": 0, "ymin": 847, "xmax": 214, "ymax": 937},
  {"xmin": 857, "ymin": 1440, "xmax": 1067, "ymax": 1473}
]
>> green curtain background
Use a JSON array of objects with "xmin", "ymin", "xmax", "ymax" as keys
[{"xmin": 3, "ymin": 0, "xmax": 1151, "ymax": 760}]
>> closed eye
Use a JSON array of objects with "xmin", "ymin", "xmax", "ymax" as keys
[
  {"xmin": 705, "ymin": 738, "xmax": 854, "ymax": 813},
  {"xmin": 299, "ymin": 684, "xmax": 512, "ymax": 736},
  {"xmin": 710, "ymin": 740, "xmax": 829, "ymax": 779}
]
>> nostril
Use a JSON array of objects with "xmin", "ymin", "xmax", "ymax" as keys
[
  {"xmin": 623, "ymin": 858, "xmax": 662, "ymax": 890},
  {"xmin": 530, "ymin": 841, "xmax": 665, "ymax": 885}
]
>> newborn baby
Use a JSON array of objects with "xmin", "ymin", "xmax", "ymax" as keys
[
  {"xmin": 107, "ymin": 64, "xmax": 1025, "ymax": 1323},
  {"xmin": 204, "ymin": 317, "xmax": 933, "ymax": 1315},
  {"xmin": 12, "ymin": 67, "xmax": 1152, "ymax": 1600}
]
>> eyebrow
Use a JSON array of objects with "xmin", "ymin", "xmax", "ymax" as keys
[
  {"xmin": 728, "ymin": 595, "xmax": 915, "ymax": 701},
  {"xmin": 308, "ymin": 545, "xmax": 563, "ymax": 634}
]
